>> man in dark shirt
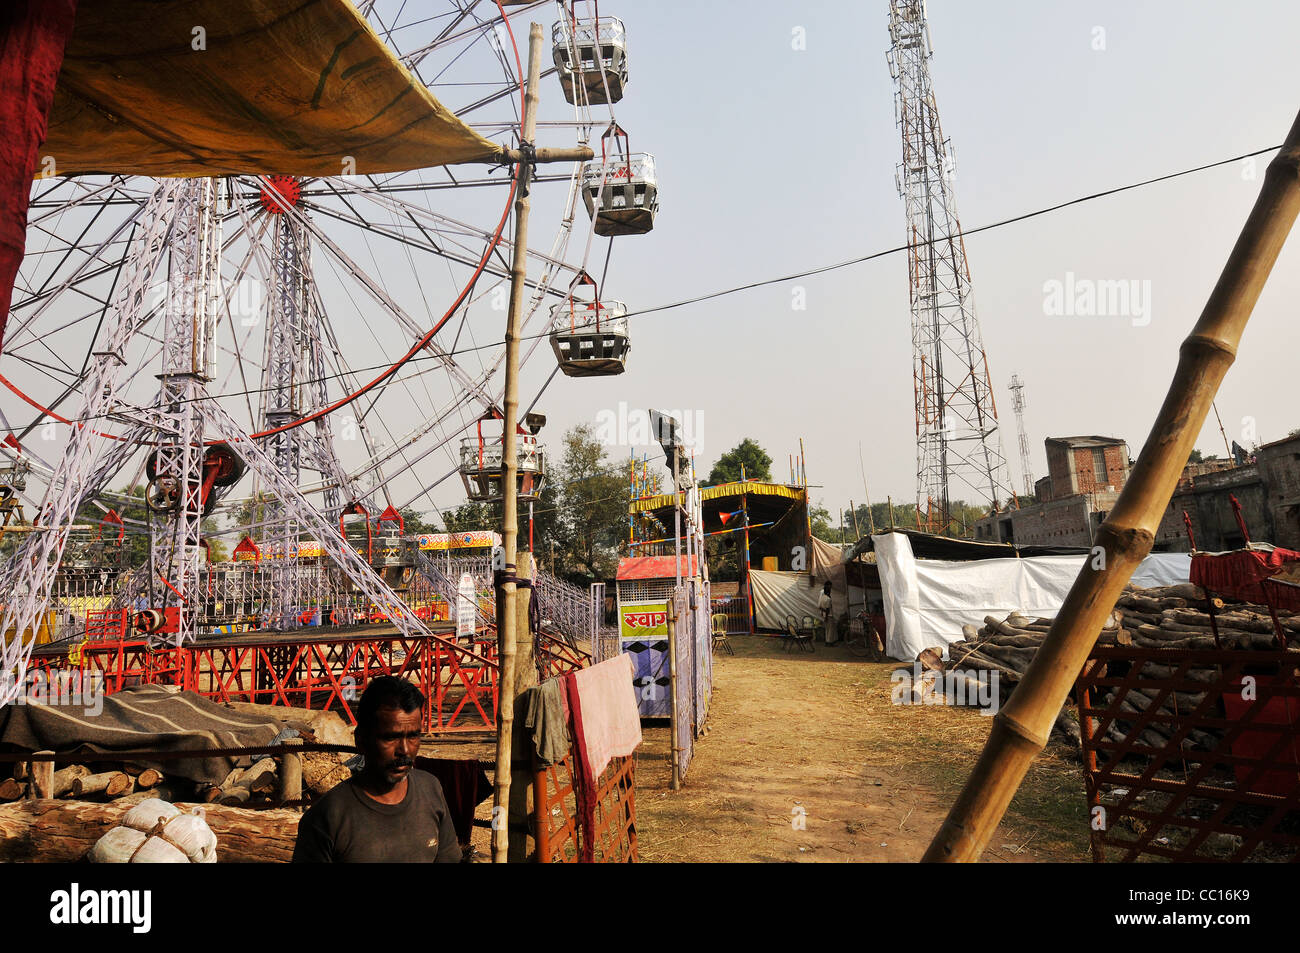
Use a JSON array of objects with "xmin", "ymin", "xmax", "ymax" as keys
[{"xmin": 292, "ymin": 676, "xmax": 461, "ymax": 863}]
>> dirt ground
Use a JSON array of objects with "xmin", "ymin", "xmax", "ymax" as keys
[{"xmin": 632, "ymin": 634, "xmax": 1093, "ymax": 863}]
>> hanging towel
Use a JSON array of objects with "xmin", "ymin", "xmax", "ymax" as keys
[{"xmin": 569, "ymin": 653, "xmax": 642, "ymax": 780}]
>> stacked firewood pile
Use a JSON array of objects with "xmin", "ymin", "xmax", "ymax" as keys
[
  {"xmin": 923, "ymin": 583, "xmax": 1298, "ymax": 747},
  {"xmin": 0, "ymin": 703, "xmax": 352, "ymax": 807},
  {"xmin": 0, "ymin": 763, "xmax": 166, "ymax": 805},
  {"xmin": 1114, "ymin": 583, "xmax": 1299, "ymax": 649}
]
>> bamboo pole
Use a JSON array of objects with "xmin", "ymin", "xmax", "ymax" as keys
[
  {"xmin": 667, "ymin": 600, "xmax": 680, "ymax": 791},
  {"xmin": 923, "ymin": 108, "xmax": 1300, "ymax": 862},
  {"xmin": 492, "ymin": 22, "xmax": 544, "ymax": 865}
]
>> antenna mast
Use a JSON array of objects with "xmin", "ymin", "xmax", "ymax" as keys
[{"xmin": 888, "ymin": 0, "xmax": 1015, "ymax": 531}]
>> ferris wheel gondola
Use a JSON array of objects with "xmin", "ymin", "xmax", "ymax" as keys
[
  {"xmin": 552, "ymin": 15, "xmax": 628, "ymax": 105},
  {"xmin": 582, "ymin": 122, "xmax": 658, "ymax": 236},
  {"xmin": 549, "ymin": 270, "xmax": 629, "ymax": 377},
  {"xmin": 459, "ymin": 411, "xmax": 547, "ymax": 503}
]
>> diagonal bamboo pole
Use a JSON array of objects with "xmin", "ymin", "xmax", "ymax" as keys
[{"xmin": 924, "ymin": 108, "xmax": 1300, "ymax": 863}]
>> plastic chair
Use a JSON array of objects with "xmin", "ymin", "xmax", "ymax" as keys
[
  {"xmin": 785, "ymin": 617, "xmax": 814, "ymax": 654},
  {"xmin": 711, "ymin": 612, "xmax": 733, "ymax": 656}
]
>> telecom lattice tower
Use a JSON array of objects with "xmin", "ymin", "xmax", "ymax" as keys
[
  {"xmin": 887, "ymin": 0, "xmax": 1015, "ymax": 532},
  {"xmin": 1009, "ymin": 374, "xmax": 1034, "ymax": 497}
]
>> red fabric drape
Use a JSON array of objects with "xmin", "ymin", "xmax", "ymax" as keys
[
  {"xmin": 0, "ymin": 0, "xmax": 77, "ymax": 355},
  {"xmin": 1190, "ymin": 546, "xmax": 1300, "ymax": 610}
]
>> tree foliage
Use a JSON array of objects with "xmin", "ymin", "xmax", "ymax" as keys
[
  {"xmin": 708, "ymin": 438, "xmax": 772, "ymax": 485},
  {"xmin": 547, "ymin": 424, "xmax": 631, "ymax": 582}
]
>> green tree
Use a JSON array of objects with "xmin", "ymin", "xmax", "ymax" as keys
[
  {"xmin": 708, "ymin": 438, "xmax": 772, "ymax": 485},
  {"xmin": 809, "ymin": 502, "xmax": 838, "ymax": 542},
  {"xmin": 548, "ymin": 424, "xmax": 629, "ymax": 582},
  {"xmin": 440, "ymin": 499, "xmax": 497, "ymax": 535},
  {"xmin": 395, "ymin": 507, "xmax": 434, "ymax": 536},
  {"xmin": 75, "ymin": 485, "xmax": 151, "ymax": 567},
  {"xmin": 1188, "ymin": 448, "xmax": 1205, "ymax": 464}
]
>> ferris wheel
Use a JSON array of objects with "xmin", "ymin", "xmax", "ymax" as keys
[{"xmin": 0, "ymin": 0, "xmax": 658, "ymax": 683}]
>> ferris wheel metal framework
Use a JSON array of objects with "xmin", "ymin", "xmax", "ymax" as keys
[{"xmin": 0, "ymin": 0, "xmax": 647, "ymax": 699}]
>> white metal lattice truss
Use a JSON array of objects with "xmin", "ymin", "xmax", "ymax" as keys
[
  {"xmin": 0, "ymin": 180, "xmax": 180, "ymax": 703},
  {"xmin": 888, "ymin": 0, "xmax": 1015, "ymax": 531},
  {"xmin": 146, "ymin": 177, "xmax": 222, "ymax": 646},
  {"xmin": 1009, "ymin": 374, "xmax": 1034, "ymax": 497},
  {"xmin": 1, "ymin": 2, "xmax": 636, "ymax": 696}
]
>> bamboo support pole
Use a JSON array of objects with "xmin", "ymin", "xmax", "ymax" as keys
[
  {"xmin": 508, "ymin": 552, "xmax": 535, "ymax": 863},
  {"xmin": 924, "ymin": 108, "xmax": 1300, "ymax": 862},
  {"xmin": 493, "ymin": 22, "xmax": 544, "ymax": 864},
  {"xmin": 667, "ymin": 600, "xmax": 680, "ymax": 791}
]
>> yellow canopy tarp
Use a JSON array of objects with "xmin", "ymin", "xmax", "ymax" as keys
[
  {"xmin": 41, "ymin": 0, "xmax": 502, "ymax": 177},
  {"xmin": 629, "ymin": 481, "xmax": 807, "ymax": 515}
]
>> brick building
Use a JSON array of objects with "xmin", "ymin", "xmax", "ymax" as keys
[
  {"xmin": 1155, "ymin": 432, "xmax": 1300, "ymax": 552},
  {"xmin": 1043, "ymin": 436, "xmax": 1130, "ymax": 500},
  {"xmin": 977, "ymin": 431, "xmax": 1300, "ymax": 552},
  {"xmin": 974, "ymin": 436, "xmax": 1129, "ymax": 546}
]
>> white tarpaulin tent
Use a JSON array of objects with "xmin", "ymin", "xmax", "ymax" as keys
[
  {"xmin": 874, "ymin": 533, "xmax": 1192, "ymax": 661},
  {"xmin": 750, "ymin": 569, "xmax": 864, "ymax": 632}
]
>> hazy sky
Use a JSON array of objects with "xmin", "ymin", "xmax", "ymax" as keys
[
  {"xmin": 524, "ymin": 0, "xmax": 1300, "ymax": 525},
  {"xmin": 8, "ymin": 1, "xmax": 1300, "ymax": 538}
]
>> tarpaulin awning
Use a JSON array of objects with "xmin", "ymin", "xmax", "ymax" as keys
[
  {"xmin": 40, "ymin": 0, "xmax": 502, "ymax": 177},
  {"xmin": 0, "ymin": 684, "xmax": 282, "ymax": 785},
  {"xmin": 616, "ymin": 555, "xmax": 698, "ymax": 581},
  {"xmin": 629, "ymin": 480, "xmax": 806, "ymax": 515},
  {"xmin": 874, "ymin": 532, "xmax": 1192, "ymax": 661},
  {"xmin": 845, "ymin": 528, "xmax": 1093, "ymax": 563}
]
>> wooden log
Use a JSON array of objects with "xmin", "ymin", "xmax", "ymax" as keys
[
  {"xmin": 50, "ymin": 763, "xmax": 89, "ymax": 798},
  {"xmin": 0, "ymin": 799, "xmax": 302, "ymax": 863},
  {"xmin": 30, "ymin": 753, "xmax": 54, "ymax": 800},
  {"xmin": 973, "ymin": 643, "xmax": 1036, "ymax": 669},
  {"xmin": 1118, "ymin": 594, "xmax": 1188, "ymax": 613},
  {"xmin": 1131, "ymin": 685, "xmax": 1206, "ymax": 709},
  {"xmin": 279, "ymin": 739, "xmax": 302, "ymax": 810},
  {"xmin": 1053, "ymin": 708, "xmax": 1082, "ymax": 746},
  {"xmin": 1166, "ymin": 609, "xmax": 1275, "ymax": 634},
  {"xmin": 0, "ymin": 779, "xmax": 26, "ymax": 802},
  {"xmin": 917, "ymin": 647, "xmax": 945, "ymax": 672},
  {"xmin": 1134, "ymin": 663, "xmax": 1219, "ymax": 686},
  {"xmin": 1116, "ymin": 608, "xmax": 1163, "ymax": 627},
  {"xmin": 945, "ymin": 648, "xmax": 1022, "ymax": 682},
  {"xmin": 114, "ymin": 784, "xmax": 179, "ymax": 807},
  {"xmin": 134, "ymin": 769, "xmax": 162, "ymax": 789},
  {"xmin": 71, "ymin": 771, "xmax": 132, "ymax": 798},
  {"xmin": 1132, "ymin": 633, "xmax": 1221, "ymax": 651},
  {"xmin": 220, "ymin": 758, "xmax": 277, "ymax": 806},
  {"xmin": 975, "ymin": 633, "xmax": 1044, "ymax": 650},
  {"xmin": 961, "ymin": 623, "xmax": 981, "ymax": 642}
]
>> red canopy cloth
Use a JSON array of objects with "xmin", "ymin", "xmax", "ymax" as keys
[
  {"xmin": 1190, "ymin": 545, "xmax": 1300, "ymax": 611},
  {"xmin": 616, "ymin": 554, "xmax": 699, "ymax": 581},
  {"xmin": 0, "ymin": 0, "xmax": 77, "ymax": 355}
]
